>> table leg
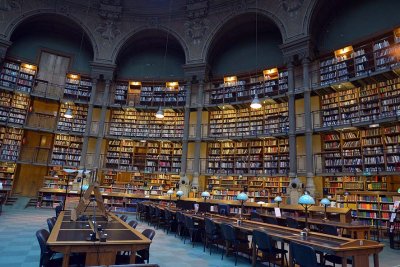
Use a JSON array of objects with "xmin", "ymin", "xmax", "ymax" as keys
[
  {"xmin": 130, "ymin": 250, "xmax": 137, "ymax": 263},
  {"xmin": 289, "ymin": 247, "xmax": 294, "ymax": 267},
  {"xmin": 251, "ymin": 241, "xmax": 256, "ymax": 267},
  {"xmin": 62, "ymin": 252, "xmax": 70, "ymax": 267},
  {"xmin": 352, "ymin": 255, "xmax": 370, "ymax": 267},
  {"xmin": 373, "ymin": 253, "xmax": 379, "ymax": 267}
]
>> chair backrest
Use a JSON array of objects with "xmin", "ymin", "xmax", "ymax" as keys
[
  {"xmin": 220, "ymin": 223, "xmax": 236, "ymax": 243},
  {"xmin": 290, "ymin": 242, "xmax": 319, "ymax": 267},
  {"xmin": 36, "ymin": 229, "xmax": 53, "ymax": 266},
  {"xmin": 155, "ymin": 207, "xmax": 160, "ymax": 217},
  {"xmin": 264, "ymin": 216, "xmax": 278, "ymax": 225},
  {"xmin": 142, "ymin": 229, "xmax": 156, "ymax": 240},
  {"xmin": 120, "ymin": 215, "xmax": 128, "ymax": 222},
  {"xmin": 184, "ymin": 215, "xmax": 195, "ymax": 229},
  {"xmin": 128, "ymin": 220, "xmax": 138, "ymax": 229},
  {"xmin": 55, "ymin": 205, "xmax": 62, "ymax": 217},
  {"xmin": 252, "ymin": 229, "xmax": 273, "ymax": 251},
  {"xmin": 321, "ymin": 225, "xmax": 338, "ymax": 236},
  {"xmin": 164, "ymin": 209, "xmax": 170, "ymax": 220},
  {"xmin": 47, "ymin": 217, "xmax": 56, "ymax": 232},
  {"xmin": 250, "ymin": 211, "xmax": 261, "ymax": 220},
  {"xmin": 218, "ymin": 204, "xmax": 230, "ymax": 216},
  {"xmin": 286, "ymin": 217, "xmax": 299, "ymax": 229},
  {"xmin": 204, "ymin": 218, "xmax": 218, "ymax": 236},
  {"xmin": 149, "ymin": 205, "xmax": 155, "ymax": 215}
]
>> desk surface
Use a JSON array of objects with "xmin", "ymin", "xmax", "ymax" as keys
[{"xmin": 48, "ymin": 211, "xmax": 151, "ymax": 246}]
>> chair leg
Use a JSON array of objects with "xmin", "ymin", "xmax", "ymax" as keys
[{"xmin": 204, "ymin": 237, "xmax": 207, "ymax": 252}]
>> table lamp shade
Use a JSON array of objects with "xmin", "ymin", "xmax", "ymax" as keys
[
  {"xmin": 298, "ymin": 194, "xmax": 315, "ymax": 205},
  {"xmin": 81, "ymin": 184, "xmax": 89, "ymax": 191},
  {"xmin": 398, "ymin": 187, "xmax": 400, "ymax": 193},
  {"xmin": 0, "ymin": 182, "xmax": 2, "ymax": 190},
  {"xmin": 201, "ymin": 191, "xmax": 210, "ymax": 198},
  {"xmin": 237, "ymin": 192, "xmax": 248, "ymax": 201},
  {"xmin": 167, "ymin": 189, "xmax": 174, "ymax": 195},
  {"xmin": 321, "ymin": 198, "xmax": 331, "ymax": 206},
  {"xmin": 274, "ymin": 196, "xmax": 282, "ymax": 203},
  {"xmin": 63, "ymin": 168, "xmax": 78, "ymax": 173},
  {"xmin": 176, "ymin": 190, "xmax": 184, "ymax": 197},
  {"xmin": 257, "ymin": 201, "xmax": 265, "ymax": 205}
]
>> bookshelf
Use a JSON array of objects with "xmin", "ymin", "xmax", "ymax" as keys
[
  {"xmin": 0, "ymin": 61, "xmax": 37, "ymax": 93},
  {"xmin": 0, "ymin": 90, "xmax": 30, "ymax": 125},
  {"xmin": 208, "ymin": 103, "xmax": 288, "ymax": 138},
  {"xmin": 319, "ymin": 77, "xmax": 400, "ymax": 128},
  {"xmin": 321, "ymin": 125, "xmax": 400, "ymax": 174},
  {"xmin": 51, "ymin": 134, "xmax": 83, "ymax": 167},
  {"xmin": 0, "ymin": 162, "xmax": 16, "ymax": 193},
  {"xmin": 206, "ymin": 139, "xmax": 289, "ymax": 175},
  {"xmin": 319, "ymin": 46, "xmax": 354, "ymax": 86},
  {"xmin": 0, "ymin": 126, "xmax": 23, "ymax": 161},
  {"xmin": 334, "ymin": 191, "xmax": 400, "ymax": 231},
  {"xmin": 140, "ymin": 82, "xmax": 186, "ymax": 107},
  {"xmin": 104, "ymin": 140, "xmax": 182, "ymax": 173},
  {"xmin": 206, "ymin": 175, "xmax": 289, "ymax": 202},
  {"xmin": 108, "ymin": 109, "xmax": 184, "ymax": 139},
  {"xmin": 57, "ymin": 103, "xmax": 88, "ymax": 133},
  {"xmin": 208, "ymin": 69, "xmax": 288, "ymax": 105},
  {"xmin": 63, "ymin": 74, "xmax": 92, "ymax": 101}
]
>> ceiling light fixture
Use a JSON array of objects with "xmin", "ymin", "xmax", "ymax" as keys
[
  {"xmin": 155, "ymin": 107, "xmax": 164, "ymax": 119},
  {"xmin": 250, "ymin": 94, "xmax": 262, "ymax": 109},
  {"xmin": 64, "ymin": 107, "xmax": 73, "ymax": 119}
]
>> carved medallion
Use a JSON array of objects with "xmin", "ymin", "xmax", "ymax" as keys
[{"xmin": 184, "ymin": 18, "xmax": 209, "ymax": 45}]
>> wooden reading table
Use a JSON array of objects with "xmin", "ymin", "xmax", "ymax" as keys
[
  {"xmin": 47, "ymin": 211, "xmax": 151, "ymax": 267},
  {"xmin": 183, "ymin": 213, "xmax": 383, "ymax": 267}
]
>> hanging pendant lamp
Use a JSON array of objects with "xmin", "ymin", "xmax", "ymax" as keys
[
  {"xmin": 155, "ymin": 107, "xmax": 164, "ymax": 119},
  {"xmin": 250, "ymin": 95, "xmax": 262, "ymax": 109}
]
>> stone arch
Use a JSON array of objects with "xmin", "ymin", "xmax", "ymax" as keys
[
  {"xmin": 3, "ymin": 10, "xmax": 99, "ymax": 60},
  {"xmin": 202, "ymin": 8, "xmax": 286, "ymax": 63},
  {"xmin": 111, "ymin": 26, "xmax": 190, "ymax": 65}
]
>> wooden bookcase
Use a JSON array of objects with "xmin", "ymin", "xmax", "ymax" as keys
[
  {"xmin": 321, "ymin": 124, "xmax": 400, "ymax": 174},
  {"xmin": 208, "ymin": 103, "xmax": 288, "ymax": 138},
  {"xmin": 0, "ymin": 61, "xmax": 37, "ymax": 93},
  {"xmin": 57, "ymin": 103, "xmax": 88, "ymax": 133},
  {"xmin": 0, "ymin": 162, "xmax": 16, "ymax": 195},
  {"xmin": 108, "ymin": 109, "xmax": 184, "ymax": 139},
  {"xmin": 333, "ymin": 191, "xmax": 400, "ymax": 231},
  {"xmin": 320, "ymin": 77, "xmax": 400, "ymax": 127},
  {"xmin": 208, "ymin": 69, "xmax": 288, "ymax": 105},
  {"xmin": 105, "ymin": 140, "xmax": 182, "ymax": 174},
  {"xmin": 0, "ymin": 90, "xmax": 30, "ymax": 125},
  {"xmin": 206, "ymin": 175, "xmax": 289, "ymax": 202},
  {"xmin": 0, "ymin": 126, "xmax": 23, "ymax": 161},
  {"xmin": 63, "ymin": 74, "xmax": 92, "ymax": 101},
  {"xmin": 112, "ymin": 81, "xmax": 186, "ymax": 107},
  {"xmin": 206, "ymin": 139, "xmax": 289, "ymax": 175},
  {"xmin": 51, "ymin": 134, "xmax": 83, "ymax": 167}
]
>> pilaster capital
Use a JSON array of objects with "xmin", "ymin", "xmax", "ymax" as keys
[
  {"xmin": 90, "ymin": 61, "xmax": 116, "ymax": 81},
  {"xmin": 183, "ymin": 62, "xmax": 210, "ymax": 82},
  {"xmin": 0, "ymin": 39, "xmax": 11, "ymax": 60},
  {"xmin": 280, "ymin": 36, "xmax": 315, "ymax": 65}
]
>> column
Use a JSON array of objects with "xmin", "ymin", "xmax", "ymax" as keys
[
  {"xmin": 94, "ymin": 79, "xmax": 111, "ymax": 169},
  {"xmin": 180, "ymin": 81, "xmax": 192, "ymax": 178},
  {"xmin": 80, "ymin": 78, "xmax": 97, "ymax": 167},
  {"xmin": 192, "ymin": 79, "xmax": 204, "ymax": 189},
  {"xmin": 287, "ymin": 61, "xmax": 297, "ymax": 179},
  {"xmin": 303, "ymin": 57, "xmax": 315, "ymax": 195}
]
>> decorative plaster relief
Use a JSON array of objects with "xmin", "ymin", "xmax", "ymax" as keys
[
  {"xmin": 281, "ymin": 0, "xmax": 304, "ymax": 17},
  {"xmin": 95, "ymin": 0, "xmax": 122, "ymax": 44},
  {"xmin": 184, "ymin": 18, "xmax": 209, "ymax": 45}
]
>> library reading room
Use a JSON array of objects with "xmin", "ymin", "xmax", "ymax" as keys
[{"xmin": 0, "ymin": 0, "xmax": 400, "ymax": 266}]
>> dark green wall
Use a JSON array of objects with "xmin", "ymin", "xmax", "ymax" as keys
[
  {"xmin": 211, "ymin": 34, "xmax": 283, "ymax": 76},
  {"xmin": 117, "ymin": 47, "xmax": 185, "ymax": 79},
  {"xmin": 318, "ymin": 0, "xmax": 400, "ymax": 52},
  {"xmin": 8, "ymin": 31, "xmax": 93, "ymax": 74}
]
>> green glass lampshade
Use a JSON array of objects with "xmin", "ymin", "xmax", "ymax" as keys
[
  {"xmin": 398, "ymin": 188, "xmax": 400, "ymax": 194},
  {"xmin": 274, "ymin": 196, "xmax": 282, "ymax": 203},
  {"xmin": 167, "ymin": 189, "xmax": 174, "ymax": 195},
  {"xmin": 320, "ymin": 198, "xmax": 331, "ymax": 206},
  {"xmin": 237, "ymin": 192, "xmax": 248, "ymax": 201},
  {"xmin": 201, "ymin": 191, "xmax": 210, "ymax": 198},
  {"xmin": 81, "ymin": 184, "xmax": 89, "ymax": 191},
  {"xmin": 298, "ymin": 194, "xmax": 315, "ymax": 205},
  {"xmin": 176, "ymin": 190, "xmax": 184, "ymax": 197}
]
